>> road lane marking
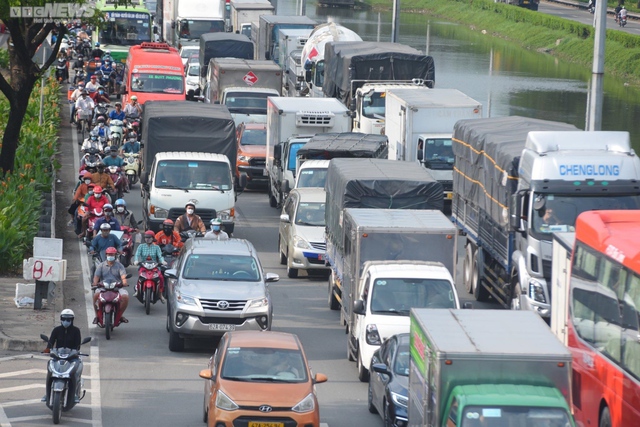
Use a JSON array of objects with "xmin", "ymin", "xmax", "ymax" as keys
[
  {"xmin": 0, "ymin": 369, "xmax": 47, "ymax": 379},
  {"xmin": 6, "ymin": 414, "xmax": 93, "ymax": 424},
  {"xmin": 0, "ymin": 405, "xmax": 11, "ymax": 427},
  {"xmin": 0, "ymin": 355, "xmax": 49, "ymax": 363},
  {"xmin": 0, "ymin": 399, "xmax": 41, "ymax": 408}
]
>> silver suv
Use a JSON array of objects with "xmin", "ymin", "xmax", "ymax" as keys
[{"xmin": 165, "ymin": 238, "xmax": 279, "ymax": 352}]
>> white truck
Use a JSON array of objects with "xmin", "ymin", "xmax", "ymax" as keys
[
  {"xmin": 266, "ymin": 97, "xmax": 351, "ymax": 208},
  {"xmin": 159, "ymin": 0, "xmax": 225, "ymax": 48},
  {"xmin": 300, "ymin": 23, "xmax": 362, "ymax": 98},
  {"xmin": 229, "ymin": 0, "xmax": 274, "ymax": 37},
  {"xmin": 277, "ymin": 28, "xmax": 312, "ymax": 97},
  {"xmin": 328, "ymin": 209, "xmax": 459, "ymax": 382},
  {"xmin": 203, "ymin": 58, "xmax": 282, "ymax": 124},
  {"xmin": 385, "ymin": 88, "xmax": 482, "ymax": 210},
  {"xmin": 253, "ymin": 15, "xmax": 316, "ymax": 63}
]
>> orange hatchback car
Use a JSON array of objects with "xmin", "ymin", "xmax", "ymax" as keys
[{"xmin": 199, "ymin": 331, "xmax": 328, "ymax": 427}]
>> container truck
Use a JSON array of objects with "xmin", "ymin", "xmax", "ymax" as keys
[
  {"xmin": 159, "ymin": 0, "xmax": 225, "ymax": 48},
  {"xmin": 300, "ymin": 23, "xmax": 362, "ymax": 98},
  {"xmin": 321, "ymin": 41, "xmax": 435, "ymax": 134},
  {"xmin": 254, "ymin": 15, "xmax": 316, "ymax": 63},
  {"xmin": 139, "ymin": 101, "xmax": 241, "ymax": 234},
  {"xmin": 385, "ymin": 88, "xmax": 482, "ymax": 211},
  {"xmin": 276, "ymin": 28, "xmax": 312, "ymax": 96},
  {"xmin": 198, "ymin": 33, "xmax": 254, "ymax": 94},
  {"xmin": 407, "ymin": 309, "xmax": 574, "ymax": 427},
  {"xmin": 203, "ymin": 58, "xmax": 281, "ymax": 124},
  {"xmin": 229, "ymin": 0, "xmax": 274, "ymax": 36},
  {"xmin": 452, "ymin": 116, "xmax": 640, "ymax": 321},
  {"xmin": 329, "ymin": 209, "xmax": 458, "ymax": 382},
  {"xmin": 266, "ymin": 97, "xmax": 351, "ymax": 208}
]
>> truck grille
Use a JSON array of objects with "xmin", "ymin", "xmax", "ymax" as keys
[
  {"xmin": 249, "ymin": 158, "xmax": 266, "ymax": 167},
  {"xmin": 168, "ymin": 208, "xmax": 217, "ymax": 224},
  {"xmin": 200, "ymin": 298, "xmax": 247, "ymax": 311},
  {"xmin": 310, "ymin": 242, "xmax": 326, "ymax": 251},
  {"xmin": 296, "ymin": 111, "xmax": 335, "ymax": 127},
  {"xmin": 441, "ymin": 180, "xmax": 453, "ymax": 192}
]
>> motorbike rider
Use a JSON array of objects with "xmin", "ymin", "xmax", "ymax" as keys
[
  {"xmin": 42, "ymin": 309, "xmax": 84, "ymax": 404},
  {"xmin": 120, "ymin": 131, "xmax": 140, "ymax": 154},
  {"xmin": 102, "ymin": 50, "xmax": 114, "ymax": 64},
  {"xmin": 91, "ymin": 163, "xmax": 115, "ymax": 192},
  {"xmin": 85, "ymin": 74, "xmax": 101, "ymax": 98},
  {"xmin": 620, "ymin": 5, "xmax": 628, "ymax": 21},
  {"xmin": 133, "ymin": 230, "xmax": 167, "ymax": 302},
  {"xmin": 91, "ymin": 116, "xmax": 110, "ymax": 141},
  {"xmin": 81, "ymin": 131, "xmax": 105, "ymax": 154},
  {"xmin": 108, "ymin": 102, "xmax": 125, "ymax": 124},
  {"xmin": 90, "ymin": 42, "xmax": 104, "ymax": 60},
  {"xmin": 74, "ymin": 90, "xmax": 95, "ymax": 130},
  {"xmin": 204, "ymin": 218, "xmax": 229, "ymax": 240},
  {"xmin": 55, "ymin": 54, "xmax": 69, "ymax": 83},
  {"xmin": 69, "ymin": 81, "xmax": 85, "ymax": 124},
  {"xmin": 93, "ymin": 203, "xmax": 121, "ymax": 236},
  {"xmin": 91, "ymin": 223, "xmax": 123, "ymax": 260},
  {"xmin": 123, "ymin": 95, "xmax": 142, "ymax": 119},
  {"xmin": 92, "ymin": 246, "xmax": 129, "ymax": 325},
  {"xmin": 69, "ymin": 171, "xmax": 93, "ymax": 225},
  {"xmin": 71, "ymin": 55, "xmax": 84, "ymax": 73},
  {"xmin": 79, "ymin": 185, "xmax": 108, "ymax": 238},
  {"xmin": 113, "ymin": 199, "xmax": 138, "ymax": 230},
  {"xmin": 154, "ymin": 219, "xmax": 184, "ymax": 250},
  {"xmin": 174, "ymin": 202, "xmax": 207, "ymax": 234},
  {"xmin": 103, "ymin": 146, "xmax": 129, "ymax": 192},
  {"xmin": 93, "ymin": 86, "xmax": 111, "ymax": 105}
]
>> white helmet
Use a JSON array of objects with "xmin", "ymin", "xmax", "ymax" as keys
[{"xmin": 60, "ymin": 309, "xmax": 75, "ymax": 320}]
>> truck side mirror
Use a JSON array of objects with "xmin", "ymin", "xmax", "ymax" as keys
[
  {"xmin": 140, "ymin": 171, "xmax": 149, "ymax": 185},
  {"xmin": 349, "ymin": 99, "xmax": 356, "ymax": 112},
  {"xmin": 281, "ymin": 180, "xmax": 290, "ymax": 195},
  {"xmin": 305, "ymin": 70, "xmax": 311, "ymax": 83},
  {"xmin": 274, "ymin": 144, "xmax": 282, "ymax": 160},
  {"xmin": 171, "ymin": 21, "xmax": 175, "ymax": 29},
  {"xmin": 152, "ymin": 26, "xmax": 158, "ymax": 35},
  {"xmin": 353, "ymin": 299, "xmax": 365, "ymax": 315},
  {"xmin": 417, "ymin": 149, "xmax": 424, "ymax": 162},
  {"xmin": 509, "ymin": 193, "xmax": 523, "ymax": 232},
  {"xmin": 280, "ymin": 214, "xmax": 290, "ymax": 223}
]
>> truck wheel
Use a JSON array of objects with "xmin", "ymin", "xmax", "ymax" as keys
[
  {"xmin": 357, "ymin": 350, "xmax": 370, "ymax": 382},
  {"xmin": 472, "ymin": 250, "xmax": 490, "ymax": 302},
  {"xmin": 328, "ymin": 277, "xmax": 340, "ymax": 311},
  {"xmin": 463, "ymin": 243, "xmax": 475, "ymax": 294},
  {"xmin": 510, "ymin": 271, "xmax": 522, "ymax": 310},
  {"xmin": 599, "ymin": 407, "xmax": 611, "ymax": 427}
]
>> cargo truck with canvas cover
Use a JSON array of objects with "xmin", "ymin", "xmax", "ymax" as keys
[
  {"xmin": 140, "ymin": 102, "xmax": 240, "ymax": 233},
  {"xmin": 328, "ymin": 209, "xmax": 457, "ymax": 382},
  {"xmin": 408, "ymin": 309, "xmax": 574, "ymax": 427},
  {"xmin": 266, "ymin": 97, "xmax": 351, "ymax": 209},
  {"xmin": 198, "ymin": 33, "xmax": 254, "ymax": 94},
  {"xmin": 452, "ymin": 116, "xmax": 640, "ymax": 320},
  {"xmin": 321, "ymin": 41, "xmax": 435, "ymax": 134}
]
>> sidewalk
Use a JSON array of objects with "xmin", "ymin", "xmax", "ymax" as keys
[{"xmin": 0, "ymin": 87, "xmax": 86, "ymax": 352}]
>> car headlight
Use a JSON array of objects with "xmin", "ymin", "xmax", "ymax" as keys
[
  {"xmin": 248, "ymin": 297, "xmax": 268, "ymax": 308},
  {"xmin": 176, "ymin": 290, "xmax": 197, "ymax": 306},
  {"xmin": 215, "ymin": 390, "xmax": 239, "ymax": 411},
  {"xmin": 293, "ymin": 235, "xmax": 312, "ymax": 249},
  {"xmin": 365, "ymin": 324, "xmax": 381, "ymax": 345},
  {"xmin": 292, "ymin": 393, "xmax": 315, "ymax": 413},
  {"xmin": 238, "ymin": 155, "xmax": 252, "ymax": 162},
  {"xmin": 391, "ymin": 391, "xmax": 408, "ymax": 409},
  {"xmin": 528, "ymin": 280, "xmax": 547, "ymax": 303},
  {"xmin": 217, "ymin": 210, "xmax": 231, "ymax": 221}
]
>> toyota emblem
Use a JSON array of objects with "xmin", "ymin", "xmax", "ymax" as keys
[
  {"xmin": 217, "ymin": 300, "xmax": 229, "ymax": 310},
  {"xmin": 258, "ymin": 405, "xmax": 273, "ymax": 413}
]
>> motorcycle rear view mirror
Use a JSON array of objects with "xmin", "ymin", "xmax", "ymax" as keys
[
  {"xmin": 126, "ymin": 273, "xmax": 133, "ymax": 279},
  {"xmin": 81, "ymin": 337, "xmax": 92, "ymax": 345},
  {"xmin": 40, "ymin": 334, "xmax": 49, "ymax": 342}
]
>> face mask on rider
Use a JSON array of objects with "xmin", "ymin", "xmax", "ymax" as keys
[
  {"xmin": 212, "ymin": 225, "xmax": 221, "ymax": 232},
  {"xmin": 117, "ymin": 206, "xmax": 124, "ymax": 213},
  {"xmin": 106, "ymin": 256, "xmax": 116, "ymax": 262},
  {"xmin": 110, "ymin": 152, "xmax": 117, "ymax": 157},
  {"xmin": 94, "ymin": 193, "xmax": 102, "ymax": 199},
  {"xmin": 61, "ymin": 319, "xmax": 72, "ymax": 328},
  {"xmin": 186, "ymin": 208, "xmax": 194, "ymax": 215}
]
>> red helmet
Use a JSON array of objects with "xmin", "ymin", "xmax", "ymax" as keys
[
  {"xmin": 105, "ymin": 247, "xmax": 118, "ymax": 255},
  {"xmin": 162, "ymin": 219, "xmax": 174, "ymax": 226},
  {"xmin": 144, "ymin": 230, "xmax": 155, "ymax": 238},
  {"xmin": 93, "ymin": 185, "xmax": 103, "ymax": 194}
]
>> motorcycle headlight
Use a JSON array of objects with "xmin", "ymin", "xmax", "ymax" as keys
[
  {"xmin": 391, "ymin": 391, "xmax": 408, "ymax": 409},
  {"xmin": 215, "ymin": 390, "xmax": 239, "ymax": 411},
  {"xmin": 176, "ymin": 290, "xmax": 197, "ymax": 306},
  {"xmin": 104, "ymin": 281, "xmax": 117, "ymax": 290},
  {"xmin": 248, "ymin": 297, "xmax": 268, "ymax": 308},
  {"xmin": 293, "ymin": 235, "xmax": 312, "ymax": 249},
  {"xmin": 292, "ymin": 393, "xmax": 315, "ymax": 413}
]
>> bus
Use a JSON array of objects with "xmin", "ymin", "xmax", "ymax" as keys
[
  {"xmin": 551, "ymin": 210, "xmax": 640, "ymax": 427},
  {"xmin": 94, "ymin": 0, "xmax": 153, "ymax": 63}
]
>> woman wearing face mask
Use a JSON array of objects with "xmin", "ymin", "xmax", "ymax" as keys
[
  {"xmin": 173, "ymin": 202, "xmax": 206, "ymax": 234},
  {"xmin": 68, "ymin": 171, "xmax": 94, "ymax": 226}
]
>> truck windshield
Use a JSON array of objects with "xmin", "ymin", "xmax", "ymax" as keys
[
  {"xmin": 225, "ymin": 92, "xmax": 270, "ymax": 114},
  {"xmin": 178, "ymin": 19, "xmax": 225, "ymax": 40},
  {"xmin": 461, "ymin": 406, "xmax": 571, "ymax": 427},
  {"xmin": 100, "ymin": 12, "xmax": 152, "ymax": 46},
  {"xmin": 294, "ymin": 202, "xmax": 325, "ymax": 227},
  {"xmin": 155, "ymin": 160, "xmax": 231, "ymax": 190},
  {"xmin": 288, "ymin": 143, "xmax": 306, "ymax": 172},
  {"xmin": 240, "ymin": 128, "xmax": 267, "ymax": 146},
  {"xmin": 131, "ymin": 73, "xmax": 184, "ymax": 94},
  {"xmin": 314, "ymin": 60, "xmax": 325, "ymax": 88},
  {"xmin": 297, "ymin": 168, "xmax": 327, "ymax": 188},
  {"xmin": 182, "ymin": 254, "xmax": 260, "ymax": 281},
  {"xmin": 422, "ymin": 138, "xmax": 454, "ymax": 170},
  {"xmin": 369, "ymin": 278, "xmax": 455, "ymax": 314},
  {"xmin": 531, "ymin": 193, "xmax": 640, "ymax": 239},
  {"xmin": 362, "ymin": 91, "xmax": 385, "ymax": 119}
]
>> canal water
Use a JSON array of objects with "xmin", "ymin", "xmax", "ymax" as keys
[{"xmin": 274, "ymin": 0, "xmax": 640, "ymax": 149}]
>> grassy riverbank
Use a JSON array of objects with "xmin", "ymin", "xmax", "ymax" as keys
[{"xmin": 365, "ymin": 0, "xmax": 640, "ymax": 86}]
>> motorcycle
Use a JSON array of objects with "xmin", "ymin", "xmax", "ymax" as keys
[
  {"xmin": 93, "ymin": 103, "xmax": 110, "ymax": 125},
  {"xmin": 55, "ymin": 58, "xmax": 68, "ymax": 83},
  {"xmin": 136, "ymin": 257, "xmax": 163, "ymax": 314},
  {"xmin": 39, "ymin": 335, "xmax": 92, "ymax": 425},
  {"xmin": 619, "ymin": 14, "xmax": 627, "ymax": 27},
  {"xmin": 109, "ymin": 119, "xmax": 125, "ymax": 147},
  {"xmin": 97, "ymin": 70, "xmax": 114, "ymax": 95},
  {"xmin": 73, "ymin": 67, "xmax": 85, "ymax": 86},
  {"xmin": 80, "ymin": 147, "xmax": 103, "ymax": 173},
  {"xmin": 84, "ymin": 207, "xmax": 104, "ymax": 246},
  {"xmin": 119, "ymin": 226, "xmax": 136, "ymax": 267},
  {"xmin": 92, "ymin": 278, "xmax": 131, "ymax": 340},
  {"xmin": 123, "ymin": 152, "xmax": 140, "ymax": 186},
  {"xmin": 125, "ymin": 116, "xmax": 141, "ymax": 139},
  {"xmin": 107, "ymin": 165, "xmax": 125, "ymax": 200}
]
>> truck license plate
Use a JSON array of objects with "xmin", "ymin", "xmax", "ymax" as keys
[
  {"xmin": 248, "ymin": 423, "xmax": 284, "ymax": 427},
  {"xmin": 208, "ymin": 324, "xmax": 235, "ymax": 331}
]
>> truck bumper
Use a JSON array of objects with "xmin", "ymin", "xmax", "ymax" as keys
[
  {"xmin": 238, "ymin": 165, "xmax": 267, "ymax": 181},
  {"xmin": 521, "ymin": 296, "xmax": 550, "ymax": 319}
]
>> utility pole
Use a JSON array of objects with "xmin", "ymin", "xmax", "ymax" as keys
[
  {"xmin": 391, "ymin": 0, "xmax": 400, "ymax": 42},
  {"xmin": 586, "ymin": 0, "xmax": 607, "ymax": 130}
]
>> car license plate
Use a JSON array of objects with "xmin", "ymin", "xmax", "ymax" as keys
[
  {"xmin": 208, "ymin": 324, "xmax": 235, "ymax": 331},
  {"xmin": 446, "ymin": 192, "xmax": 453, "ymax": 200},
  {"xmin": 248, "ymin": 422, "xmax": 284, "ymax": 427}
]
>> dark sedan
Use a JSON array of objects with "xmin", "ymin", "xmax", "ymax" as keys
[{"xmin": 368, "ymin": 333, "xmax": 410, "ymax": 427}]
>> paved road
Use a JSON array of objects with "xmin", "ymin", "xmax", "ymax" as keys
[{"xmin": 540, "ymin": 1, "xmax": 640, "ymax": 35}]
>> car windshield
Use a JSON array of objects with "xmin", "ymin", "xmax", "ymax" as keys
[
  {"xmin": 99, "ymin": 11, "xmax": 152, "ymax": 46},
  {"xmin": 187, "ymin": 65, "xmax": 200, "ymax": 77},
  {"xmin": 225, "ymin": 92, "xmax": 270, "ymax": 114},
  {"xmin": 297, "ymin": 168, "xmax": 327, "ymax": 188},
  {"xmin": 362, "ymin": 91, "xmax": 385, "ymax": 119},
  {"xmin": 178, "ymin": 19, "xmax": 225, "ymax": 40},
  {"xmin": 155, "ymin": 160, "xmax": 231, "ymax": 191},
  {"xmin": 461, "ymin": 406, "xmax": 572, "ymax": 427},
  {"xmin": 295, "ymin": 202, "xmax": 325, "ymax": 227},
  {"xmin": 130, "ymin": 73, "xmax": 184, "ymax": 94},
  {"xmin": 240, "ymin": 128, "xmax": 267, "ymax": 146},
  {"xmin": 422, "ymin": 138, "xmax": 454, "ymax": 169},
  {"xmin": 369, "ymin": 278, "xmax": 455, "ymax": 314},
  {"xmin": 181, "ymin": 48, "xmax": 198, "ymax": 59},
  {"xmin": 394, "ymin": 345, "xmax": 410, "ymax": 376},
  {"xmin": 182, "ymin": 254, "xmax": 260, "ymax": 281},
  {"xmin": 531, "ymin": 193, "xmax": 640, "ymax": 239},
  {"xmin": 222, "ymin": 347, "xmax": 308, "ymax": 382}
]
